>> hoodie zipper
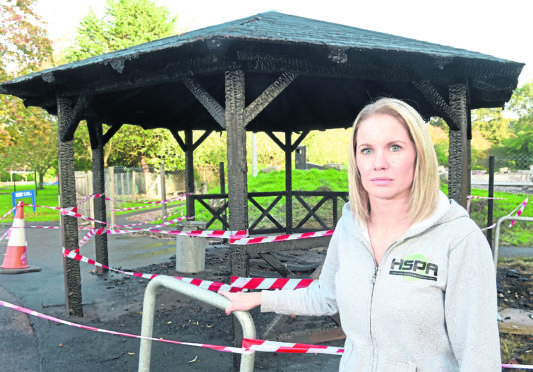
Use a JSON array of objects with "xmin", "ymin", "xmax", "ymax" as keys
[
  {"xmin": 369, "ymin": 262, "xmax": 378, "ymax": 371},
  {"xmin": 368, "ymin": 241, "xmax": 401, "ymax": 372}
]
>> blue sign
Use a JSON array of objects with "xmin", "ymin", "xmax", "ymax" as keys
[{"xmin": 12, "ymin": 190, "xmax": 36, "ymax": 215}]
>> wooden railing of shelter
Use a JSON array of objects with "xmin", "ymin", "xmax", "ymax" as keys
[{"xmin": 189, "ymin": 191, "xmax": 349, "ymax": 234}]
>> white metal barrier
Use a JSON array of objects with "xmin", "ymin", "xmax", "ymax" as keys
[
  {"xmin": 493, "ymin": 216, "xmax": 533, "ymax": 269},
  {"xmin": 138, "ymin": 275, "xmax": 256, "ymax": 372}
]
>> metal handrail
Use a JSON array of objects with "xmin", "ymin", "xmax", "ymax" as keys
[
  {"xmin": 138, "ymin": 275, "xmax": 256, "ymax": 372},
  {"xmin": 493, "ymin": 215, "xmax": 533, "ymax": 269}
]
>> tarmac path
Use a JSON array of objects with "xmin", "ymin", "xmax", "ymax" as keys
[{"xmin": 0, "ymin": 216, "xmax": 530, "ymax": 371}]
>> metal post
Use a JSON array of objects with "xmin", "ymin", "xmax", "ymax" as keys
[
  {"xmin": 132, "ymin": 171, "xmax": 137, "ymax": 201},
  {"xmin": 487, "ymin": 156, "xmax": 495, "ymax": 249},
  {"xmin": 493, "ymin": 216, "xmax": 533, "ymax": 270},
  {"xmin": 252, "ymin": 132, "xmax": 258, "ymax": 177},
  {"xmin": 160, "ymin": 163, "xmax": 167, "ymax": 221},
  {"xmin": 138, "ymin": 276, "xmax": 256, "ymax": 372}
]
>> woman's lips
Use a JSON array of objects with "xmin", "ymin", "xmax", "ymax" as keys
[{"xmin": 371, "ymin": 177, "xmax": 392, "ymax": 185}]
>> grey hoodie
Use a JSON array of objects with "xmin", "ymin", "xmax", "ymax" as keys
[{"xmin": 261, "ymin": 192, "xmax": 501, "ymax": 371}]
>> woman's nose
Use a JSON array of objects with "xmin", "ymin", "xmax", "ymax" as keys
[{"xmin": 372, "ymin": 150, "xmax": 388, "ymax": 170}]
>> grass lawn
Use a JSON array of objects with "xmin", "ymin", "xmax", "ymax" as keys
[
  {"xmin": 0, "ymin": 183, "xmax": 60, "ymax": 223},
  {"xmin": 1, "ymin": 170, "xmax": 531, "ymax": 246}
]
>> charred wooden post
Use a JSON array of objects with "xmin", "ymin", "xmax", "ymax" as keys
[
  {"xmin": 185, "ymin": 130, "xmax": 195, "ymax": 218},
  {"xmin": 285, "ymin": 131, "xmax": 293, "ymax": 233},
  {"xmin": 448, "ymin": 84, "xmax": 470, "ymax": 207},
  {"xmin": 225, "ymin": 69, "xmax": 248, "ymax": 371},
  {"xmin": 172, "ymin": 129, "xmax": 213, "ymax": 218},
  {"xmin": 87, "ymin": 118, "xmax": 108, "ymax": 274},
  {"xmin": 225, "ymin": 70, "xmax": 248, "ymax": 230},
  {"xmin": 57, "ymin": 97, "xmax": 83, "ymax": 316}
]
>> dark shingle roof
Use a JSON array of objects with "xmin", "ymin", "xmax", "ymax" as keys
[{"xmin": 0, "ymin": 11, "xmax": 524, "ymax": 132}]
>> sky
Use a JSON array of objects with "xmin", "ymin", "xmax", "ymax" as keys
[{"xmin": 35, "ymin": 0, "xmax": 531, "ymax": 86}]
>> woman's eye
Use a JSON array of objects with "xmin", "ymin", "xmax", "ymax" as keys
[
  {"xmin": 390, "ymin": 144, "xmax": 401, "ymax": 152},
  {"xmin": 361, "ymin": 148, "xmax": 372, "ymax": 155}
]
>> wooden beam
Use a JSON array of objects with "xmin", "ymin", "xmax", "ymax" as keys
[
  {"xmin": 192, "ymin": 130, "xmax": 213, "ymax": 151},
  {"xmin": 59, "ymin": 94, "xmax": 91, "ymax": 141},
  {"xmin": 412, "ymin": 80, "xmax": 459, "ymax": 130},
  {"xmin": 244, "ymin": 72, "xmax": 298, "ymax": 125},
  {"xmin": 171, "ymin": 130, "xmax": 187, "ymax": 151},
  {"xmin": 265, "ymin": 131, "xmax": 286, "ymax": 150},
  {"xmin": 102, "ymin": 123, "xmax": 123, "ymax": 145},
  {"xmin": 258, "ymin": 253, "xmax": 293, "ymax": 277},
  {"xmin": 182, "ymin": 76, "xmax": 225, "ymax": 128},
  {"xmin": 290, "ymin": 130, "xmax": 310, "ymax": 151}
]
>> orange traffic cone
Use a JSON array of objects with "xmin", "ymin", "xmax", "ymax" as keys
[{"xmin": 0, "ymin": 201, "xmax": 40, "ymax": 274}]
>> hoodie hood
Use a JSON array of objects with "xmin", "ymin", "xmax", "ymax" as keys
[{"xmin": 340, "ymin": 191, "xmax": 469, "ymax": 244}]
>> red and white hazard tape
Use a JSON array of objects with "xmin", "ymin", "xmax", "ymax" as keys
[
  {"xmin": 29, "ymin": 204, "xmax": 189, "ymax": 231},
  {"xmin": 2, "ymin": 298, "xmax": 532, "ymax": 366},
  {"xmin": 509, "ymin": 197, "xmax": 528, "ymax": 228},
  {"xmin": 62, "ymin": 248, "xmax": 314, "ymax": 293},
  {"xmin": 243, "ymin": 338, "xmax": 343, "ymax": 355},
  {"xmin": 77, "ymin": 193, "xmax": 187, "ymax": 206},
  {"xmin": 229, "ymin": 230, "xmax": 334, "ymax": 245},
  {"xmin": 0, "ymin": 299, "xmax": 247, "ymax": 354},
  {"xmin": 474, "ymin": 196, "xmax": 529, "ymax": 231},
  {"xmin": 466, "ymin": 195, "xmax": 506, "ymax": 214},
  {"xmin": 76, "ymin": 227, "xmax": 247, "ymax": 250},
  {"xmin": 62, "ymin": 248, "xmax": 234, "ymax": 291},
  {"xmin": 109, "ymin": 203, "xmax": 176, "ymax": 212},
  {"xmin": 467, "ymin": 195, "xmax": 506, "ymax": 200},
  {"xmin": 0, "ymin": 207, "xmax": 16, "ymax": 222},
  {"xmin": 20, "ymin": 204, "xmax": 329, "ymax": 246},
  {"xmin": 77, "ymin": 193, "xmax": 104, "ymax": 204},
  {"xmin": 105, "ymin": 194, "xmax": 187, "ymax": 206},
  {"xmin": 230, "ymin": 276, "xmax": 314, "ymax": 291},
  {"xmin": 63, "ymin": 248, "xmax": 157, "ymax": 279},
  {"xmin": 502, "ymin": 363, "xmax": 533, "ymax": 370},
  {"xmin": 0, "ymin": 298, "xmax": 346, "ymax": 356},
  {"xmin": 0, "ymin": 228, "xmax": 10, "ymax": 242}
]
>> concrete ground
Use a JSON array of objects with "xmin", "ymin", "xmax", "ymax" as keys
[
  {"xmin": 0, "ymin": 221, "xmax": 342, "ymax": 371},
  {"xmin": 0, "ymin": 215, "xmax": 531, "ymax": 371}
]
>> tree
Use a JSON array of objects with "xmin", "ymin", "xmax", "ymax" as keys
[
  {"xmin": 508, "ymin": 80, "xmax": 533, "ymax": 118},
  {"xmin": 0, "ymin": 0, "xmax": 53, "ymax": 76},
  {"xmin": 471, "ymin": 107, "xmax": 511, "ymax": 145},
  {"xmin": 500, "ymin": 81, "xmax": 533, "ymax": 160},
  {"xmin": 64, "ymin": 0, "xmax": 178, "ymax": 169},
  {"xmin": 0, "ymin": 0, "xmax": 57, "ymax": 187}
]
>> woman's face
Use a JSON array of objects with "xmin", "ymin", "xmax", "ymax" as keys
[{"xmin": 355, "ymin": 113, "xmax": 416, "ymax": 205}]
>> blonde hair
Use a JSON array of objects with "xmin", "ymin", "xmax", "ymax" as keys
[{"xmin": 347, "ymin": 98, "xmax": 440, "ymax": 223}]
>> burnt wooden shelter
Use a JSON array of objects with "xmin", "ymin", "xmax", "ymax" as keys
[{"xmin": 0, "ymin": 11, "xmax": 523, "ymax": 321}]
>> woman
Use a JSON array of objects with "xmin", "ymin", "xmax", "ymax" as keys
[{"xmin": 220, "ymin": 98, "xmax": 501, "ymax": 371}]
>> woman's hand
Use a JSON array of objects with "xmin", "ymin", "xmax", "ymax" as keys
[{"xmin": 218, "ymin": 291, "xmax": 262, "ymax": 315}]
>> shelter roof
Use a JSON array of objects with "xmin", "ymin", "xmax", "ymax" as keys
[{"xmin": 0, "ymin": 11, "xmax": 524, "ymax": 132}]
